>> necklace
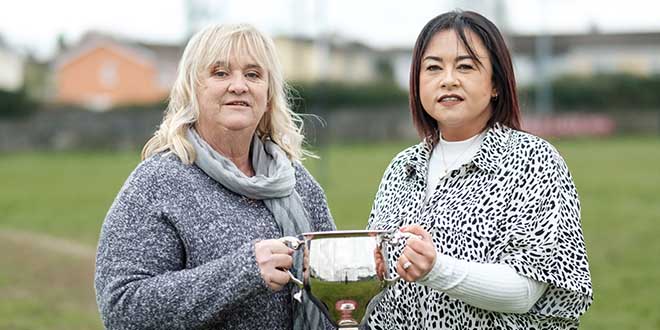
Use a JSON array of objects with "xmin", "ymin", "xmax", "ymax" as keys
[{"xmin": 438, "ymin": 134, "xmax": 482, "ymax": 177}]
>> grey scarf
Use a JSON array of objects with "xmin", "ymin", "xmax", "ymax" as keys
[{"xmin": 186, "ymin": 128, "xmax": 324, "ymax": 330}]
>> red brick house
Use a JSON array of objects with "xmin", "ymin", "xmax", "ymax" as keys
[{"xmin": 52, "ymin": 32, "xmax": 182, "ymax": 111}]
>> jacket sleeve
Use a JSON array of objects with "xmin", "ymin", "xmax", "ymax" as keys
[
  {"xmin": 499, "ymin": 147, "xmax": 593, "ymax": 319},
  {"xmin": 94, "ymin": 168, "xmax": 269, "ymax": 330}
]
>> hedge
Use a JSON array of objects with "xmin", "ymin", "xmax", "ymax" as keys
[
  {"xmin": 0, "ymin": 88, "xmax": 35, "ymax": 118},
  {"xmin": 519, "ymin": 73, "xmax": 660, "ymax": 111},
  {"xmin": 7, "ymin": 74, "xmax": 659, "ymax": 117},
  {"xmin": 287, "ymin": 81, "xmax": 408, "ymax": 112}
]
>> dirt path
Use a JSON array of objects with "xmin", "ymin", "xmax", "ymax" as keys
[{"xmin": 0, "ymin": 229, "xmax": 96, "ymax": 259}]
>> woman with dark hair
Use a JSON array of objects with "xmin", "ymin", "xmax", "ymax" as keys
[{"xmin": 368, "ymin": 10, "xmax": 593, "ymax": 329}]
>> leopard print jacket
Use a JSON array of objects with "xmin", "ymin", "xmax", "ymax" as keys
[{"xmin": 367, "ymin": 124, "xmax": 593, "ymax": 330}]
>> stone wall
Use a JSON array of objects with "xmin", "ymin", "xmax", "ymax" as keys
[
  {"xmin": 0, "ymin": 109, "xmax": 163, "ymax": 151},
  {"xmin": 0, "ymin": 108, "xmax": 658, "ymax": 152}
]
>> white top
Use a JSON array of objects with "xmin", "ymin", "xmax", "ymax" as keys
[
  {"xmin": 426, "ymin": 132, "xmax": 486, "ymax": 199},
  {"xmin": 422, "ymin": 131, "xmax": 548, "ymax": 313}
]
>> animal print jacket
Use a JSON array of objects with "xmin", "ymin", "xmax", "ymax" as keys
[{"xmin": 367, "ymin": 124, "xmax": 593, "ymax": 330}]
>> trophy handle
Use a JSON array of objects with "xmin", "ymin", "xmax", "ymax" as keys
[
  {"xmin": 383, "ymin": 274, "xmax": 401, "ymax": 284},
  {"xmin": 286, "ymin": 271, "xmax": 304, "ymax": 288},
  {"xmin": 379, "ymin": 231, "xmax": 422, "ymax": 245},
  {"xmin": 279, "ymin": 236, "xmax": 304, "ymax": 250},
  {"xmin": 278, "ymin": 236, "xmax": 305, "ymax": 288},
  {"xmin": 378, "ymin": 231, "xmax": 422, "ymax": 285}
]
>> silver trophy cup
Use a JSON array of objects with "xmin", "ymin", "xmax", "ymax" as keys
[{"xmin": 280, "ymin": 230, "xmax": 417, "ymax": 328}]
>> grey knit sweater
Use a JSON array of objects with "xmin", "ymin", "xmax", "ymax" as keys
[{"xmin": 95, "ymin": 153, "xmax": 336, "ymax": 329}]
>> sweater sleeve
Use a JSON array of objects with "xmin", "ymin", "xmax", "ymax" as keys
[
  {"xmin": 95, "ymin": 165, "xmax": 270, "ymax": 330},
  {"xmin": 418, "ymin": 254, "xmax": 549, "ymax": 313}
]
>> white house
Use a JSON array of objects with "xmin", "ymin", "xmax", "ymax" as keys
[{"xmin": 0, "ymin": 38, "xmax": 25, "ymax": 91}]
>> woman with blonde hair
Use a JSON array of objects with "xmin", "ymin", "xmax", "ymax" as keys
[{"xmin": 95, "ymin": 23, "xmax": 335, "ymax": 330}]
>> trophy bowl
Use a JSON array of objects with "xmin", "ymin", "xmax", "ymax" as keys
[{"xmin": 280, "ymin": 230, "xmax": 415, "ymax": 328}]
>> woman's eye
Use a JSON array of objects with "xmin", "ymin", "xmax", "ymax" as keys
[
  {"xmin": 457, "ymin": 64, "xmax": 474, "ymax": 70},
  {"xmin": 426, "ymin": 65, "xmax": 441, "ymax": 71},
  {"xmin": 213, "ymin": 70, "xmax": 228, "ymax": 77},
  {"xmin": 246, "ymin": 71, "xmax": 261, "ymax": 79}
]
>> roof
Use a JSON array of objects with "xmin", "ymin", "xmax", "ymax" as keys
[
  {"xmin": 273, "ymin": 34, "xmax": 375, "ymax": 53},
  {"xmin": 53, "ymin": 31, "xmax": 183, "ymax": 71},
  {"xmin": 510, "ymin": 31, "xmax": 660, "ymax": 55}
]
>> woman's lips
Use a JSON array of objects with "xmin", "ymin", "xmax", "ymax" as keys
[{"xmin": 438, "ymin": 94, "xmax": 464, "ymax": 107}]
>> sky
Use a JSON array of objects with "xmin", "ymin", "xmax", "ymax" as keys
[{"xmin": 1, "ymin": 0, "xmax": 660, "ymax": 60}]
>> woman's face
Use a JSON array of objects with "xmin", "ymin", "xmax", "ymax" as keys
[
  {"xmin": 196, "ymin": 54, "xmax": 269, "ymax": 138},
  {"xmin": 419, "ymin": 29, "xmax": 496, "ymax": 141}
]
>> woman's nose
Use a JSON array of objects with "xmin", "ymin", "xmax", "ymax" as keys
[
  {"xmin": 440, "ymin": 69, "xmax": 459, "ymax": 88},
  {"xmin": 228, "ymin": 75, "xmax": 248, "ymax": 94}
]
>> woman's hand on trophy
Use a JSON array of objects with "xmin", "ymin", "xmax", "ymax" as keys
[
  {"xmin": 255, "ymin": 239, "xmax": 294, "ymax": 291},
  {"xmin": 396, "ymin": 225, "xmax": 436, "ymax": 282},
  {"xmin": 374, "ymin": 247, "xmax": 385, "ymax": 280}
]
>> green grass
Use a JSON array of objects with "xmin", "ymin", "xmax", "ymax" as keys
[
  {"xmin": 1, "ymin": 136, "xmax": 659, "ymax": 329},
  {"xmin": 304, "ymin": 140, "xmax": 413, "ymax": 229},
  {"xmin": 0, "ymin": 237, "xmax": 100, "ymax": 329},
  {"xmin": 553, "ymin": 137, "xmax": 660, "ymax": 330},
  {"xmin": 0, "ymin": 151, "xmax": 140, "ymax": 245}
]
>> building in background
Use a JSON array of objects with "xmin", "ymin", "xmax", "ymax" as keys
[
  {"xmin": 51, "ymin": 32, "xmax": 181, "ymax": 111},
  {"xmin": 47, "ymin": 29, "xmax": 660, "ymax": 111},
  {"xmin": 511, "ymin": 31, "xmax": 660, "ymax": 86},
  {"xmin": 386, "ymin": 30, "xmax": 660, "ymax": 90},
  {"xmin": 0, "ymin": 36, "xmax": 25, "ymax": 92},
  {"xmin": 275, "ymin": 35, "xmax": 380, "ymax": 83},
  {"xmin": 50, "ymin": 31, "xmax": 384, "ymax": 110}
]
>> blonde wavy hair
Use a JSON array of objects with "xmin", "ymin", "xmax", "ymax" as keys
[{"xmin": 142, "ymin": 23, "xmax": 311, "ymax": 164}]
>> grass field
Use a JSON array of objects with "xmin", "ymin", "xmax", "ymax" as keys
[{"xmin": 1, "ymin": 136, "xmax": 659, "ymax": 329}]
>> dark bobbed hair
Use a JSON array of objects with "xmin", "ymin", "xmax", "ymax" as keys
[{"xmin": 409, "ymin": 10, "xmax": 521, "ymax": 144}]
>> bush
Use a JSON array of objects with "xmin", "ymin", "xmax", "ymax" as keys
[
  {"xmin": 109, "ymin": 99, "xmax": 169, "ymax": 112},
  {"xmin": 0, "ymin": 88, "xmax": 35, "ymax": 118},
  {"xmin": 288, "ymin": 81, "xmax": 408, "ymax": 113},
  {"xmin": 519, "ymin": 74, "xmax": 660, "ymax": 112}
]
